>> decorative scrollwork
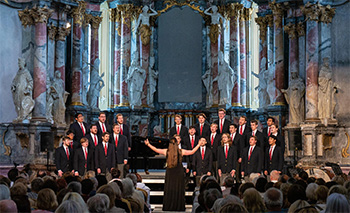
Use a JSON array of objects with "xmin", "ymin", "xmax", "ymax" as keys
[
  {"xmin": 1, "ymin": 129, "xmax": 11, "ymax": 156},
  {"xmin": 341, "ymin": 132, "xmax": 350, "ymax": 158}
]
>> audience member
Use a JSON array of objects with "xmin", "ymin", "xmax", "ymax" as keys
[
  {"xmin": 67, "ymin": 181, "xmax": 82, "ymax": 194},
  {"xmin": 55, "ymin": 200, "xmax": 85, "ymax": 213},
  {"xmin": 305, "ymin": 183, "xmax": 318, "ymax": 204},
  {"xmin": 87, "ymin": 193, "xmax": 110, "ymax": 213},
  {"xmin": 0, "ymin": 200, "xmax": 18, "ymax": 213},
  {"xmin": 243, "ymin": 188, "xmax": 266, "ymax": 212},
  {"xmin": 264, "ymin": 188, "xmax": 283, "ymax": 212},
  {"xmin": 0, "ymin": 184, "xmax": 10, "ymax": 201},
  {"xmin": 325, "ymin": 193, "xmax": 350, "ymax": 213},
  {"xmin": 34, "ymin": 188, "xmax": 58, "ymax": 212}
]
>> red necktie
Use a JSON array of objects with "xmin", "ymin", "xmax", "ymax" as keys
[
  {"xmin": 115, "ymin": 135, "xmax": 118, "ymax": 147},
  {"xmin": 102, "ymin": 124, "xmax": 106, "ymax": 133},
  {"xmin": 225, "ymin": 145, "xmax": 228, "ymax": 159},
  {"xmin": 240, "ymin": 126, "xmax": 243, "ymax": 135},
  {"xmin": 177, "ymin": 126, "xmax": 180, "ymax": 135},
  {"xmin": 80, "ymin": 123, "xmax": 85, "ymax": 136},
  {"xmin": 252, "ymin": 131, "xmax": 255, "ymax": 136},
  {"xmin": 66, "ymin": 148, "xmax": 69, "ymax": 160},
  {"xmin": 201, "ymin": 147, "xmax": 205, "ymax": 160},
  {"xmin": 200, "ymin": 124, "xmax": 203, "ymax": 136},
  {"xmin": 104, "ymin": 144, "xmax": 107, "ymax": 156},
  {"xmin": 248, "ymin": 146, "xmax": 253, "ymax": 161},
  {"xmin": 269, "ymin": 147, "xmax": 272, "ymax": 160},
  {"xmin": 120, "ymin": 125, "xmax": 123, "ymax": 135},
  {"xmin": 231, "ymin": 134, "xmax": 234, "ymax": 141},
  {"xmin": 211, "ymin": 134, "xmax": 214, "ymax": 146},
  {"xmin": 94, "ymin": 135, "xmax": 98, "ymax": 146},
  {"xmin": 84, "ymin": 148, "xmax": 87, "ymax": 167},
  {"xmin": 268, "ymin": 127, "xmax": 271, "ymax": 136},
  {"xmin": 70, "ymin": 142, "xmax": 73, "ymax": 149},
  {"xmin": 191, "ymin": 136, "xmax": 194, "ymax": 149},
  {"xmin": 220, "ymin": 120, "xmax": 223, "ymax": 133}
]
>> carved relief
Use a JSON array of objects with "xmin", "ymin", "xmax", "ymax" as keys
[
  {"xmin": 320, "ymin": 5, "xmax": 336, "ymax": 24},
  {"xmin": 47, "ymin": 25, "xmax": 57, "ymax": 40},
  {"xmin": 91, "ymin": 16, "xmax": 103, "ymax": 29},
  {"xmin": 265, "ymin": 14, "xmax": 274, "ymax": 28},
  {"xmin": 301, "ymin": 2, "xmax": 321, "ymax": 22},
  {"xmin": 342, "ymin": 132, "xmax": 350, "ymax": 158},
  {"xmin": 284, "ymin": 23, "xmax": 297, "ymax": 39},
  {"xmin": 83, "ymin": 13, "xmax": 92, "ymax": 28},
  {"xmin": 255, "ymin": 16, "xmax": 268, "ymax": 43},
  {"xmin": 117, "ymin": 4, "xmax": 135, "ymax": 28},
  {"xmin": 16, "ymin": 132, "xmax": 29, "ymax": 149},
  {"xmin": 30, "ymin": 6, "xmax": 53, "ymax": 24},
  {"xmin": 1, "ymin": 129, "xmax": 11, "ymax": 156},
  {"xmin": 71, "ymin": 1, "xmax": 86, "ymax": 26},
  {"xmin": 56, "ymin": 26, "xmax": 71, "ymax": 41},
  {"xmin": 269, "ymin": 1, "xmax": 286, "ymax": 27},
  {"xmin": 224, "ymin": 3, "xmax": 242, "ymax": 20},
  {"xmin": 18, "ymin": 8, "xmax": 34, "ymax": 27},
  {"xmin": 296, "ymin": 22, "xmax": 305, "ymax": 37}
]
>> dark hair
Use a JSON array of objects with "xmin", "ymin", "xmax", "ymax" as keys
[
  {"xmin": 267, "ymin": 116, "xmax": 275, "ymax": 123},
  {"xmin": 102, "ymin": 132, "xmax": 110, "ymax": 137},
  {"xmin": 99, "ymin": 112, "xmax": 106, "ymax": 116},
  {"xmin": 250, "ymin": 119, "xmax": 258, "ymax": 125},
  {"xmin": 223, "ymin": 177, "xmax": 234, "ymax": 187},
  {"xmin": 31, "ymin": 178, "xmax": 44, "ymax": 193},
  {"xmin": 299, "ymin": 171, "xmax": 309, "ymax": 181},
  {"xmin": 197, "ymin": 113, "xmax": 207, "ymax": 119},
  {"xmin": 189, "ymin": 126, "xmax": 196, "ymax": 130},
  {"xmin": 74, "ymin": 113, "xmax": 83, "ymax": 119},
  {"xmin": 250, "ymin": 135, "xmax": 258, "ymax": 141},
  {"xmin": 230, "ymin": 123, "xmax": 238, "ymax": 129},
  {"xmin": 264, "ymin": 182, "xmax": 274, "ymax": 191},
  {"xmin": 256, "ymin": 177, "xmax": 268, "ymax": 193},
  {"xmin": 81, "ymin": 179, "xmax": 94, "ymax": 195},
  {"xmin": 306, "ymin": 177, "xmax": 316, "ymax": 184},
  {"xmin": 96, "ymin": 175, "xmax": 107, "ymax": 190},
  {"xmin": 90, "ymin": 124, "xmax": 97, "ymax": 129},
  {"xmin": 240, "ymin": 115, "xmax": 247, "ymax": 121},
  {"xmin": 111, "ymin": 168, "xmax": 121, "ymax": 179},
  {"xmin": 315, "ymin": 178, "xmax": 326, "ymax": 186},
  {"xmin": 12, "ymin": 195, "xmax": 31, "ymax": 212},
  {"xmin": 7, "ymin": 168, "xmax": 19, "ymax": 181},
  {"xmin": 42, "ymin": 178, "xmax": 58, "ymax": 194},
  {"xmin": 239, "ymin": 182, "xmax": 254, "ymax": 197},
  {"xmin": 295, "ymin": 179, "xmax": 307, "ymax": 189},
  {"xmin": 287, "ymin": 184, "xmax": 307, "ymax": 204},
  {"xmin": 66, "ymin": 130, "xmax": 74, "ymax": 136},
  {"xmin": 269, "ymin": 135, "xmax": 277, "ymax": 141}
]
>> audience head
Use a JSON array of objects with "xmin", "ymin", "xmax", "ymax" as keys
[
  {"xmin": 325, "ymin": 193, "xmax": 350, "ymax": 213},
  {"xmin": 81, "ymin": 179, "xmax": 94, "ymax": 195},
  {"xmin": 126, "ymin": 173, "xmax": 137, "ymax": 187},
  {"xmin": 305, "ymin": 183, "xmax": 318, "ymax": 203},
  {"xmin": 108, "ymin": 182, "xmax": 122, "ymax": 200},
  {"xmin": 11, "ymin": 195, "xmax": 30, "ymax": 212},
  {"xmin": 0, "ymin": 185, "xmax": 10, "ymax": 201},
  {"xmin": 270, "ymin": 170, "xmax": 280, "ymax": 182},
  {"xmin": 42, "ymin": 178, "xmax": 59, "ymax": 193},
  {"xmin": 298, "ymin": 171, "xmax": 309, "ymax": 181},
  {"xmin": 62, "ymin": 192, "xmax": 87, "ymax": 212},
  {"xmin": 315, "ymin": 178, "xmax": 326, "ymax": 186},
  {"xmin": 223, "ymin": 177, "xmax": 234, "ymax": 188},
  {"xmin": 10, "ymin": 182, "xmax": 27, "ymax": 198},
  {"xmin": 37, "ymin": 188, "xmax": 58, "ymax": 211},
  {"xmin": 122, "ymin": 178, "xmax": 135, "ymax": 198},
  {"xmin": 255, "ymin": 177, "xmax": 268, "ymax": 193},
  {"xmin": 96, "ymin": 175, "xmax": 108, "ymax": 189},
  {"xmin": 288, "ymin": 200, "xmax": 312, "ymax": 213},
  {"xmin": 31, "ymin": 177, "xmax": 44, "ymax": 193},
  {"xmin": 288, "ymin": 184, "xmax": 307, "ymax": 204},
  {"xmin": 243, "ymin": 188, "xmax": 266, "ymax": 212},
  {"xmin": 315, "ymin": 185, "xmax": 328, "ymax": 204},
  {"xmin": 67, "ymin": 181, "xmax": 82, "ymax": 194},
  {"xmin": 97, "ymin": 184, "xmax": 116, "ymax": 209},
  {"xmin": 204, "ymin": 188, "xmax": 222, "ymax": 211},
  {"xmin": 0, "ymin": 200, "xmax": 17, "ymax": 213},
  {"xmin": 332, "ymin": 175, "xmax": 346, "ymax": 186},
  {"xmin": 328, "ymin": 185, "xmax": 348, "ymax": 197},
  {"xmin": 57, "ymin": 188, "xmax": 71, "ymax": 205},
  {"xmin": 219, "ymin": 202, "xmax": 248, "ymax": 213},
  {"xmin": 87, "ymin": 193, "xmax": 109, "ymax": 213},
  {"xmin": 7, "ymin": 168, "xmax": 19, "ymax": 182},
  {"xmin": 264, "ymin": 188, "xmax": 283, "ymax": 211},
  {"xmin": 238, "ymin": 182, "xmax": 254, "ymax": 198},
  {"xmin": 55, "ymin": 200, "xmax": 85, "ymax": 213}
]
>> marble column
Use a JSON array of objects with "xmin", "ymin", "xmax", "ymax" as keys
[
  {"xmin": 266, "ymin": 14, "xmax": 274, "ymax": 67},
  {"xmin": 70, "ymin": 2, "xmax": 86, "ymax": 106},
  {"xmin": 211, "ymin": 38, "xmax": 219, "ymax": 107},
  {"xmin": 270, "ymin": 2, "xmax": 286, "ymax": 105},
  {"xmin": 111, "ymin": 9, "xmax": 121, "ymax": 107},
  {"xmin": 255, "ymin": 16, "xmax": 268, "ymax": 73},
  {"xmin": 301, "ymin": 3, "xmax": 321, "ymax": 120},
  {"xmin": 47, "ymin": 25, "xmax": 57, "ymax": 80},
  {"xmin": 90, "ymin": 15, "xmax": 102, "ymax": 66},
  {"xmin": 228, "ymin": 4, "xmax": 242, "ymax": 107},
  {"xmin": 55, "ymin": 26, "xmax": 71, "ymax": 87},
  {"xmin": 297, "ymin": 22, "xmax": 306, "ymax": 80},
  {"xmin": 239, "ymin": 9, "xmax": 247, "ymax": 107},
  {"xmin": 30, "ymin": 6, "xmax": 53, "ymax": 120},
  {"xmin": 118, "ymin": 4, "xmax": 133, "ymax": 107},
  {"xmin": 284, "ymin": 22, "xmax": 298, "ymax": 78},
  {"xmin": 244, "ymin": 8, "xmax": 252, "ymax": 108},
  {"xmin": 319, "ymin": 6, "xmax": 336, "ymax": 62},
  {"xmin": 82, "ymin": 14, "xmax": 91, "ymax": 106}
]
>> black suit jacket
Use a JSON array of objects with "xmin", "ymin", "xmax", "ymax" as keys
[
  {"xmin": 206, "ymin": 133, "xmax": 221, "ymax": 161},
  {"xmin": 230, "ymin": 133, "xmax": 244, "ymax": 159},
  {"xmin": 169, "ymin": 125, "xmax": 189, "ymax": 142},
  {"xmin": 120, "ymin": 124, "xmax": 132, "ymax": 148},
  {"xmin": 215, "ymin": 119, "xmax": 231, "ymax": 134},
  {"xmin": 264, "ymin": 146, "xmax": 283, "ymax": 173},
  {"xmin": 241, "ymin": 146, "xmax": 263, "ymax": 175},
  {"xmin": 94, "ymin": 142, "xmax": 116, "ymax": 173},
  {"xmin": 69, "ymin": 122, "xmax": 89, "ymax": 143},
  {"xmin": 274, "ymin": 133, "xmax": 285, "ymax": 155},
  {"xmin": 192, "ymin": 148, "xmax": 213, "ymax": 176},
  {"xmin": 183, "ymin": 135, "xmax": 199, "ymax": 169},
  {"xmin": 246, "ymin": 130, "xmax": 265, "ymax": 150},
  {"xmin": 238, "ymin": 125, "xmax": 251, "ymax": 148},
  {"xmin": 55, "ymin": 146, "xmax": 72, "ymax": 173},
  {"xmin": 86, "ymin": 133, "xmax": 101, "ymax": 151},
  {"xmin": 74, "ymin": 147, "xmax": 94, "ymax": 176},
  {"xmin": 110, "ymin": 133, "xmax": 129, "ymax": 164},
  {"xmin": 195, "ymin": 122, "xmax": 211, "ymax": 138},
  {"xmin": 96, "ymin": 121, "xmax": 112, "ymax": 141},
  {"xmin": 217, "ymin": 145, "xmax": 237, "ymax": 173}
]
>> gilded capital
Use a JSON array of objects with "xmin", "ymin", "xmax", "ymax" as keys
[
  {"xmin": 71, "ymin": 1, "xmax": 86, "ymax": 26},
  {"xmin": 117, "ymin": 4, "xmax": 134, "ymax": 21},
  {"xmin": 296, "ymin": 22, "xmax": 305, "ymax": 37},
  {"xmin": 91, "ymin": 16, "xmax": 103, "ymax": 29},
  {"xmin": 284, "ymin": 23, "xmax": 297, "ymax": 39},
  {"xmin": 30, "ymin": 6, "xmax": 53, "ymax": 24},
  {"xmin": 18, "ymin": 8, "xmax": 34, "ymax": 27},
  {"xmin": 239, "ymin": 7, "xmax": 252, "ymax": 21},
  {"xmin": 56, "ymin": 26, "xmax": 71, "ymax": 41},
  {"xmin": 265, "ymin": 14, "xmax": 274, "ymax": 28},
  {"xmin": 83, "ymin": 14, "xmax": 92, "ymax": 28},
  {"xmin": 320, "ymin": 5, "xmax": 336, "ymax": 24},
  {"xmin": 48, "ymin": 25, "xmax": 57, "ymax": 40},
  {"xmin": 255, "ymin": 16, "xmax": 268, "ymax": 43},
  {"xmin": 225, "ymin": 3, "xmax": 243, "ymax": 20},
  {"xmin": 269, "ymin": 1, "xmax": 286, "ymax": 16},
  {"xmin": 301, "ymin": 2, "xmax": 321, "ymax": 22}
]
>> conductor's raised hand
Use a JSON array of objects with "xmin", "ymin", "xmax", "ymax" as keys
[{"xmin": 144, "ymin": 139, "xmax": 150, "ymax": 146}]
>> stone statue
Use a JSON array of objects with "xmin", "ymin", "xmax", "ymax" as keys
[
  {"xmin": 148, "ymin": 56, "xmax": 158, "ymax": 107},
  {"xmin": 51, "ymin": 70, "xmax": 69, "ymax": 126},
  {"xmin": 87, "ymin": 59, "xmax": 105, "ymax": 110},
  {"xmin": 204, "ymin": 5, "xmax": 225, "ymax": 43},
  {"xmin": 202, "ymin": 66, "xmax": 213, "ymax": 107},
  {"xmin": 11, "ymin": 58, "xmax": 34, "ymax": 123},
  {"xmin": 253, "ymin": 58, "xmax": 269, "ymax": 108},
  {"xmin": 281, "ymin": 72, "xmax": 305, "ymax": 125},
  {"xmin": 46, "ymin": 77, "xmax": 54, "ymax": 124},
  {"xmin": 266, "ymin": 64, "xmax": 281, "ymax": 105},
  {"xmin": 318, "ymin": 57, "xmax": 338, "ymax": 120},
  {"xmin": 215, "ymin": 51, "xmax": 236, "ymax": 105},
  {"xmin": 82, "ymin": 50, "xmax": 90, "ymax": 106},
  {"xmin": 127, "ymin": 55, "xmax": 146, "ymax": 108},
  {"xmin": 136, "ymin": 5, "xmax": 157, "ymax": 45}
]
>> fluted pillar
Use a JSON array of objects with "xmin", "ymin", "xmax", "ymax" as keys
[
  {"xmin": 118, "ymin": 4, "xmax": 133, "ymax": 107},
  {"xmin": 111, "ymin": 9, "xmax": 121, "ymax": 107},
  {"xmin": 266, "ymin": 14, "xmax": 274, "ymax": 67},
  {"xmin": 284, "ymin": 22, "xmax": 298, "ymax": 79},
  {"xmin": 47, "ymin": 25, "xmax": 57, "ymax": 80},
  {"xmin": 255, "ymin": 16, "xmax": 268, "ymax": 74},
  {"xmin": 228, "ymin": 3, "xmax": 242, "ymax": 107},
  {"xmin": 70, "ymin": 1, "xmax": 86, "ymax": 106},
  {"xmin": 239, "ymin": 8, "xmax": 247, "ymax": 107},
  {"xmin": 55, "ymin": 26, "xmax": 70, "ymax": 88},
  {"xmin": 90, "ymin": 14, "xmax": 103, "ymax": 66},
  {"xmin": 270, "ymin": 2, "xmax": 286, "ymax": 105},
  {"xmin": 30, "ymin": 6, "xmax": 53, "ymax": 120}
]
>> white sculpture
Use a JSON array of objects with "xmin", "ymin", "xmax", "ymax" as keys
[
  {"xmin": 204, "ymin": 5, "xmax": 225, "ymax": 25},
  {"xmin": 82, "ymin": 50, "xmax": 90, "ymax": 106},
  {"xmin": 136, "ymin": 5, "xmax": 158, "ymax": 28},
  {"xmin": 266, "ymin": 64, "xmax": 281, "ymax": 105},
  {"xmin": 215, "ymin": 51, "xmax": 236, "ymax": 105},
  {"xmin": 281, "ymin": 72, "xmax": 305, "ymax": 125},
  {"xmin": 148, "ymin": 56, "xmax": 158, "ymax": 107},
  {"xmin": 127, "ymin": 55, "xmax": 146, "ymax": 108},
  {"xmin": 252, "ymin": 58, "xmax": 269, "ymax": 108},
  {"xmin": 202, "ymin": 66, "xmax": 213, "ymax": 107},
  {"xmin": 11, "ymin": 58, "xmax": 34, "ymax": 123},
  {"xmin": 318, "ymin": 57, "xmax": 338, "ymax": 120},
  {"xmin": 46, "ymin": 77, "xmax": 54, "ymax": 124},
  {"xmin": 51, "ymin": 70, "xmax": 69, "ymax": 126},
  {"xmin": 87, "ymin": 58, "xmax": 105, "ymax": 110}
]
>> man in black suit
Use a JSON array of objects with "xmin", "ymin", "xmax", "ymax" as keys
[
  {"xmin": 217, "ymin": 133, "xmax": 237, "ymax": 185},
  {"xmin": 241, "ymin": 136, "xmax": 263, "ymax": 179},
  {"xmin": 195, "ymin": 113, "xmax": 210, "ymax": 138},
  {"xmin": 263, "ymin": 116, "xmax": 275, "ymax": 138},
  {"xmin": 110, "ymin": 124, "xmax": 129, "ymax": 178},
  {"xmin": 264, "ymin": 135, "xmax": 283, "ymax": 175},
  {"xmin": 95, "ymin": 132, "xmax": 116, "ymax": 176},
  {"xmin": 86, "ymin": 124, "xmax": 100, "ymax": 151},
  {"xmin": 69, "ymin": 113, "xmax": 89, "ymax": 144},
  {"xmin": 229, "ymin": 124, "xmax": 244, "ymax": 182},
  {"xmin": 183, "ymin": 126, "xmax": 198, "ymax": 181},
  {"xmin": 96, "ymin": 112, "xmax": 111, "ymax": 141},
  {"xmin": 65, "ymin": 130, "xmax": 79, "ymax": 151},
  {"xmin": 192, "ymin": 137, "xmax": 212, "ymax": 186},
  {"xmin": 206, "ymin": 123, "xmax": 221, "ymax": 178},
  {"xmin": 215, "ymin": 108, "xmax": 231, "ymax": 134},
  {"xmin": 116, "ymin": 113, "xmax": 132, "ymax": 150},
  {"xmin": 238, "ymin": 115, "xmax": 251, "ymax": 147},
  {"xmin": 248, "ymin": 120, "xmax": 265, "ymax": 150},
  {"xmin": 55, "ymin": 137, "xmax": 73, "ymax": 177},
  {"xmin": 169, "ymin": 114, "xmax": 189, "ymax": 141},
  {"xmin": 74, "ymin": 137, "xmax": 94, "ymax": 177},
  {"xmin": 270, "ymin": 124, "xmax": 285, "ymax": 155}
]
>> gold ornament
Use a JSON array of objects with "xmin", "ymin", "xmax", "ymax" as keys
[
  {"xmin": 296, "ymin": 22, "xmax": 305, "ymax": 37},
  {"xmin": 139, "ymin": 24, "xmax": 152, "ymax": 45},
  {"xmin": 301, "ymin": 2, "xmax": 321, "ymax": 22},
  {"xmin": 320, "ymin": 5, "xmax": 336, "ymax": 24},
  {"xmin": 255, "ymin": 16, "xmax": 268, "ymax": 43},
  {"xmin": 209, "ymin": 24, "xmax": 221, "ymax": 44},
  {"xmin": 284, "ymin": 23, "xmax": 297, "ymax": 39},
  {"xmin": 56, "ymin": 26, "xmax": 71, "ymax": 41},
  {"xmin": 48, "ymin": 25, "xmax": 57, "ymax": 40},
  {"xmin": 18, "ymin": 8, "xmax": 34, "ymax": 27},
  {"xmin": 71, "ymin": 0, "xmax": 86, "ymax": 26},
  {"xmin": 30, "ymin": 6, "xmax": 53, "ymax": 24}
]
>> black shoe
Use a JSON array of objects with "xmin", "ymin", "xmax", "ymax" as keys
[{"xmin": 145, "ymin": 170, "xmax": 150, "ymax": 175}]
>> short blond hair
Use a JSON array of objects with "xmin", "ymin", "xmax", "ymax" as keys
[{"xmin": 174, "ymin": 114, "xmax": 182, "ymax": 120}]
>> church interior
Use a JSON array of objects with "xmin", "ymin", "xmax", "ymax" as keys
[{"xmin": 1, "ymin": 0, "xmax": 350, "ymax": 211}]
